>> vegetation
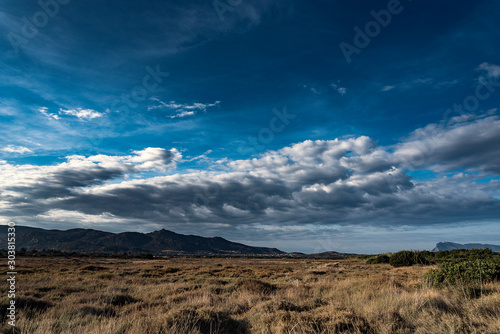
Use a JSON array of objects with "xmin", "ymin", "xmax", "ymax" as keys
[
  {"xmin": 424, "ymin": 260, "xmax": 499, "ymax": 285},
  {"xmin": 363, "ymin": 248, "xmax": 500, "ymax": 302},
  {"xmin": 431, "ymin": 248, "xmax": 500, "ymax": 263},
  {"xmin": 365, "ymin": 254, "xmax": 390, "ymax": 265},
  {"xmin": 367, "ymin": 248, "xmax": 500, "ymax": 267},
  {"xmin": 388, "ymin": 251, "xmax": 430, "ymax": 267},
  {"xmin": 422, "ymin": 249, "xmax": 500, "ymax": 299},
  {"xmin": 1, "ymin": 256, "xmax": 499, "ymax": 333}
]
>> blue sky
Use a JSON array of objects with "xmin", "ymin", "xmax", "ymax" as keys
[{"xmin": 1, "ymin": 0, "xmax": 500, "ymax": 253}]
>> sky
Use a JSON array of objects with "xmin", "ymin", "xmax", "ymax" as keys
[{"xmin": 1, "ymin": 0, "xmax": 499, "ymax": 254}]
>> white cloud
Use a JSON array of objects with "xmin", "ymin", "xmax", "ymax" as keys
[
  {"xmin": 148, "ymin": 98, "xmax": 220, "ymax": 118},
  {"xmin": 38, "ymin": 107, "xmax": 60, "ymax": 120},
  {"xmin": 478, "ymin": 62, "xmax": 500, "ymax": 85},
  {"xmin": 384, "ymin": 78, "xmax": 433, "ymax": 91},
  {"xmin": 59, "ymin": 108, "xmax": 103, "ymax": 120},
  {"xmin": 301, "ymin": 84, "xmax": 323, "ymax": 95},
  {"xmin": 1, "ymin": 145, "xmax": 33, "ymax": 154},
  {"xmin": 0, "ymin": 100, "xmax": 18, "ymax": 116},
  {"xmin": 222, "ymin": 204, "xmax": 250, "ymax": 217},
  {"xmin": 331, "ymin": 81, "xmax": 347, "ymax": 96},
  {"xmin": 129, "ymin": 147, "xmax": 182, "ymax": 171},
  {"xmin": 478, "ymin": 62, "xmax": 500, "ymax": 79},
  {"xmin": 170, "ymin": 110, "xmax": 195, "ymax": 118},
  {"xmin": 303, "ymin": 82, "xmax": 347, "ymax": 96},
  {"xmin": 394, "ymin": 114, "xmax": 500, "ymax": 173},
  {"xmin": 37, "ymin": 209, "xmax": 118, "ymax": 224},
  {"xmin": 0, "ymin": 147, "xmax": 181, "ymax": 207},
  {"xmin": 310, "ymin": 87, "xmax": 321, "ymax": 95},
  {"xmin": 381, "ymin": 77, "xmax": 458, "ymax": 92},
  {"xmin": 67, "ymin": 147, "xmax": 182, "ymax": 173}
]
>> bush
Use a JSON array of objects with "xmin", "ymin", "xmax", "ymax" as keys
[
  {"xmin": 390, "ymin": 251, "xmax": 430, "ymax": 267},
  {"xmin": 366, "ymin": 255, "xmax": 390, "ymax": 264},
  {"xmin": 433, "ymin": 248, "xmax": 496, "ymax": 263},
  {"xmin": 423, "ymin": 259, "xmax": 500, "ymax": 288}
]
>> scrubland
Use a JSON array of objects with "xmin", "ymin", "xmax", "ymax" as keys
[{"xmin": 1, "ymin": 256, "xmax": 499, "ymax": 333}]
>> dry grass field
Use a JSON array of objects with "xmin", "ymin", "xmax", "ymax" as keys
[{"xmin": 1, "ymin": 256, "xmax": 499, "ymax": 333}]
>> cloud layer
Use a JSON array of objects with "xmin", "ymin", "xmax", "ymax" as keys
[{"xmin": 1, "ymin": 114, "xmax": 499, "ymax": 239}]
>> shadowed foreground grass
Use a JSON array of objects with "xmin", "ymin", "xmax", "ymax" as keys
[{"xmin": 1, "ymin": 257, "xmax": 499, "ymax": 333}]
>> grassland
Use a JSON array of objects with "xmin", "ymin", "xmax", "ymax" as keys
[{"xmin": 1, "ymin": 256, "xmax": 499, "ymax": 333}]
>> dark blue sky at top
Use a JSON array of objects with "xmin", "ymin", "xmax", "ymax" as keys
[
  {"xmin": 2, "ymin": 0, "xmax": 498, "ymax": 164},
  {"xmin": 1, "ymin": 0, "xmax": 499, "ymax": 252}
]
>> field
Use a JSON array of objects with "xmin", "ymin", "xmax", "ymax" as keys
[{"xmin": 1, "ymin": 256, "xmax": 499, "ymax": 334}]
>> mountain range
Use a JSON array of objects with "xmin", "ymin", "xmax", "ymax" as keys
[
  {"xmin": 2, "ymin": 226, "xmax": 284, "ymax": 256},
  {"xmin": 1, "ymin": 225, "xmax": 352, "ymax": 258},
  {"xmin": 4, "ymin": 226, "xmax": 497, "ymax": 256},
  {"xmin": 432, "ymin": 242, "xmax": 500, "ymax": 252}
]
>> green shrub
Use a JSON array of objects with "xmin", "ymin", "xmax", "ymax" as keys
[
  {"xmin": 423, "ymin": 259, "xmax": 500, "ymax": 288},
  {"xmin": 433, "ymin": 248, "xmax": 496, "ymax": 263},
  {"xmin": 389, "ymin": 250, "xmax": 429, "ymax": 267},
  {"xmin": 366, "ymin": 255, "xmax": 390, "ymax": 264}
]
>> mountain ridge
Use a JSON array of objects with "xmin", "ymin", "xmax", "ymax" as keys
[
  {"xmin": 1, "ymin": 225, "xmax": 285, "ymax": 256},
  {"xmin": 1, "ymin": 225, "xmax": 351, "ymax": 258},
  {"xmin": 432, "ymin": 242, "xmax": 500, "ymax": 252}
]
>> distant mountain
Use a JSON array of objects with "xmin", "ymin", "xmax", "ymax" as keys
[
  {"xmin": 1, "ymin": 226, "xmax": 285, "ymax": 256},
  {"xmin": 433, "ymin": 242, "xmax": 500, "ymax": 252}
]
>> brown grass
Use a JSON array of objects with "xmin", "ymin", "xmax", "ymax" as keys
[{"xmin": 1, "ymin": 257, "xmax": 499, "ymax": 333}]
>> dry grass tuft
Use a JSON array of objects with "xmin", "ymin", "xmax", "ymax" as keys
[{"xmin": 236, "ymin": 279, "xmax": 277, "ymax": 295}]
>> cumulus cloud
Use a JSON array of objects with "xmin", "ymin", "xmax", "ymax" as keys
[
  {"xmin": 0, "ymin": 148, "xmax": 181, "ymax": 217},
  {"xmin": 1, "ymin": 114, "xmax": 499, "ymax": 234},
  {"xmin": 148, "ymin": 98, "xmax": 220, "ymax": 118}
]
